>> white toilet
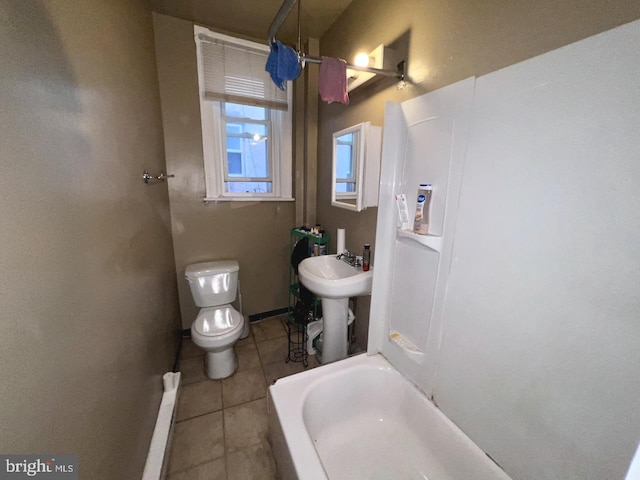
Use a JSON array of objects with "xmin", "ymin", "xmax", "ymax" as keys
[{"xmin": 185, "ymin": 260, "xmax": 248, "ymax": 379}]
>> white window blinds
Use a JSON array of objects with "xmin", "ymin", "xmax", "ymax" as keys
[{"xmin": 197, "ymin": 33, "xmax": 288, "ymax": 111}]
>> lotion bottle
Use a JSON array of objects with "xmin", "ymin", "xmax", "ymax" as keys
[{"xmin": 413, "ymin": 184, "xmax": 432, "ymax": 235}]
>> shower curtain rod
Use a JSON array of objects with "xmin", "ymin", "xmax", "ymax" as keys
[
  {"xmin": 268, "ymin": 0, "xmax": 297, "ymax": 44},
  {"xmin": 302, "ymin": 55, "xmax": 406, "ymax": 79},
  {"xmin": 267, "ymin": 0, "xmax": 406, "ymax": 81}
]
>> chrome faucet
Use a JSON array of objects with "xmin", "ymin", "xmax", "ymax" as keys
[{"xmin": 337, "ymin": 251, "xmax": 362, "ymax": 267}]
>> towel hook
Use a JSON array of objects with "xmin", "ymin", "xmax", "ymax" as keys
[{"xmin": 142, "ymin": 170, "xmax": 175, "ymax": 184}]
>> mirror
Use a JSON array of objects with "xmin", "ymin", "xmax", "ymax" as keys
[{"xmin": 331, "ymin": 122, "xmax": 382, "ymax": 211}]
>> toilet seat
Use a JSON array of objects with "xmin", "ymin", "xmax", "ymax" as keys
[{"xmin": 193, "ymin": 305, "xmax": 243, "ymax": 337}]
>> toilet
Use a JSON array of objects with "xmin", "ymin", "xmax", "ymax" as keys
[{"xmin": 185, "ymin": 260, "xmax": 248, "ymax": 379}]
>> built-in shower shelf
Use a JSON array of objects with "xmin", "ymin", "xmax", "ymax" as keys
[
  {"xmin": 397, "ymin": 230, "xmax": 443, "ymax": 253},
  {"xmin": 389, "ymin": 331, "xmax": 425, "ymax": 362}
]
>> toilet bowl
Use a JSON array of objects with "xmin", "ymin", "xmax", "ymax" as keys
[
  {"xmin": 185, "ymin": 260, "xmax": 245, "ymax": 380},
  {"xmin": 191, "ymin": 305, "xmax": 244, "ymax": 379}
]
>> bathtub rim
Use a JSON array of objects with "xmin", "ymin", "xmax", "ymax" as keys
[
  {"xmin": 268, "ymin": 352, "xmax": 510, "ymax": 480},
  {"xmin": 268, "ymin": 353, "xmax": 384, "ymax": 479}
]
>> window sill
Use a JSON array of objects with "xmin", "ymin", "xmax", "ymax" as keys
[{"xmin": 203, "ymin": 197, "xmax": 295, "ymax": 203}]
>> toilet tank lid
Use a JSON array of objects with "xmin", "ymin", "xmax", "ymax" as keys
[{"xmin": 185, "ymin": 260, "xmax": 239, "ymax": 278}]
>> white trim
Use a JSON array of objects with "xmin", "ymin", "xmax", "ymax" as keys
[
  {"xmin": 331, "ymin": 123, "xmax": 368, "ymax": 212},
  {"xmin": 141, "ymin": 372, "xmax": 181, "ymax": 480},
  {"xmin": 194, "ymin": 25, "xmax": 269, "ymax": 52},
  {"xmin": 222, "ymin": 117, "xmax": 271, "ymax": 181},
  {"xmin": 203, "ymin": 197, "xmax": 295, "ymax": 203},
  {"xmin": 194, "ymin": 25, "xmax": 293, "ymax": 201},
  {"xmin": 279, "ymin": 88, "xmax": 293, "ymax": 199}
]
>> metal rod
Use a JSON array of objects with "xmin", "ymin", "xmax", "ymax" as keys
[
  {"xmin": 268, "ymin": 0, "xmax": 297, "ymax": 43},
  {"xmin": 267, "ymin": 0, "xmax": 406, "ymax": 82},
  {"xmin": 296, "ymin": 0, "xmax": 301, "ymax": 53},
  {"xmin": 301, "ymin": 55, "xmax": 405, "ymax": 80}
]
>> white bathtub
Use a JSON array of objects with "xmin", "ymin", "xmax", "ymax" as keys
[{"xmin": 268, "ymin": 353, "xmax": 511, "ymax": 480}]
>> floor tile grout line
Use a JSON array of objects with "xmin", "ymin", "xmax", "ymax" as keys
[
  {"xmin": 221, "ymin": 392, "xmax": 268, "ymax": 412},
  {"xmin": 254, "ymin": 335, "xmax": 290, "ymax": 369},
  {"xmin": 169, "ymin": 325, "xmax": 278, "ymax": 479},
  {"xmin": 166, "ymin": 454, "xmax": 226, "ymax": 477},
  {"xmin": 178, "ymin": 377, "xmax": 220, "ymax": 388},
  {"xmin": 175, "ymin": 408, "xmax": 223, "ymax": 424},
  {"xmin": 222, "ymin": 344, "xmax": 274, "ymax": 475},
  {"xmin": 251, "ymin": 315, "xmax": 288, "ymax": 344},
  {"xmin": 221, "ymin": 365, "xmax": 268, "ymax": 410},
  {"xmin": 170, "ymin": 321, "xmax": 308, "ymax": 479},
  {"xmin": 256, "ymin": 329, "xmax": 273, "ymax": 391}
]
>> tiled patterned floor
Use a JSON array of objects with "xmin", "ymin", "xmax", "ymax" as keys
[{"xmin": 167, "ymin": 315, "xmax": 319, "ymax": 480}]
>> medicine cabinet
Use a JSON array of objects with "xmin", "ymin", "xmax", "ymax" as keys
[{"xmin": 331, "ymin": 122, "xmax": 382, "ymax": 212}]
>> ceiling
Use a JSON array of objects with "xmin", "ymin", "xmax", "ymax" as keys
[{"xmin": 149, "ymin": 0, "xmax": 354, "ymax": 45}]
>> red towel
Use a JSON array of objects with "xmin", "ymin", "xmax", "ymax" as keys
[{"xmin": 319, "ymin": 56, "xmax": 349, "ymax": 105}]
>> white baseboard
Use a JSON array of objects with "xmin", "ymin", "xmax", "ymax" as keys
[{"xmin": 142, "ymin": 371, "xmax": 181, "ymax": 480}]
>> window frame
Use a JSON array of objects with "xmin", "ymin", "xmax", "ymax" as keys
[
  {"xmin": 194, "ymin": 26, "xmax": 293, "ymax": 202},
  {"xmin": 334, "ymin": 133, "xmax": 358, "ymax": 199},
  {"xmin": 224, "ymin": 122, "xmax": 244, "ymax": 177},
  {"xmin": 221, "ymin": 109, "xmax": 272, "ymax": 184}
]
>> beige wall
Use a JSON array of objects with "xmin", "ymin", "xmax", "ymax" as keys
[
  {"xmin": 0, "ymin": 1, "xmax": 180, "ymax": 478},
  {"xmin": 317, "ymin": 0, "xmax": 640, "ymax": 351},
  {"xmin": 153, "ymin": 14, "xmax": 295, "ymax": 329}
]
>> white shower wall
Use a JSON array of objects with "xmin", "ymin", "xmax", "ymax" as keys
[
  {"xmin": 371, "ymin": 19, "xmax": 640, "ymax": 480},
  {"xmin": 369, "ymin": 78, "xmax": 475, "ymax": 398}
]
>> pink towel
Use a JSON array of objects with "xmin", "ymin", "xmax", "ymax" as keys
[{"xmin": 319, "ymin": 56, "xmax": 349, "ymax": 105}]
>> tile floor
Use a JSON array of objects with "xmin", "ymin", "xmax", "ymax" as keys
[{"xmin": 167, "ymin": 315, "xmax": 319, "ymax": 480}]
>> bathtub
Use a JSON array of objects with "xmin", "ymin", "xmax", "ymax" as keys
[{"xmin": 268, "ymin": 353, "xmax": 511, "ymax": 480}]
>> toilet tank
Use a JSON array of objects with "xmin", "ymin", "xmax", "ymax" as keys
[{"xmin": 185, "ymin": 260, "xmax": 239, "ymax": 307}]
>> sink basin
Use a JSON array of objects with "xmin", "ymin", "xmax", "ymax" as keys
[
  {"xmin": 298, "ymin": 254, "xmax": 373, "ymax": 364},
  {"xmin": 298, "ymin": 255, "xmax": 373, "ymax": 299}
]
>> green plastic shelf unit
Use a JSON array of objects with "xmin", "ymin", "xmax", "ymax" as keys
[
  {"xmin": 287, "ymin": 228, "xmax": 330, "ymax": 366},
  {"xmin": 290, "ymin": 228, "xmax": 330, "ymax": 245}
]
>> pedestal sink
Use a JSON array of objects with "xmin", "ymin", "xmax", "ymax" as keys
[{"xmin": 298, "ymin": 255, "xmax": 373, "ymax": 363}]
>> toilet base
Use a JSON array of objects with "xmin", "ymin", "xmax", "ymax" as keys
[{"xmin": 204, "ymin": 348, "xmax": 237, "ymax": 379}]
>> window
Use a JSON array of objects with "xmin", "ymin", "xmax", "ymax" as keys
[
  {"xmin": 335, "ymin": 132, "xmax": 357, "ymax": 196},
  {"xmin": 194, "ymin": 26, "xmax": 293, "ymax": 201},
  {"xmin": 223, "ymin": 103, "xmax": 271, "ymax": 193}
]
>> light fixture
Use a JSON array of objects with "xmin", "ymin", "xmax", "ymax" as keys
[
  {"xmin": 347, "ymin": 44, "xmax": 384, "ymax": 92},
  {"xmin": 354, "ymin": 52, "xmax": 371, "ymax": 67}
]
